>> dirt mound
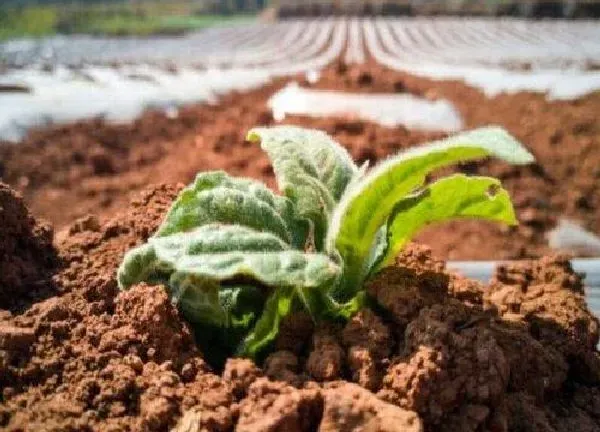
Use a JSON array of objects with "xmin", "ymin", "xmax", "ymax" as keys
[
  {"xmin": 2, "ymin": 63, "xmax": 600, "ymax": 259},
  {"xmin": 0, "ymin": 183, "xmax": 57, "ymax": 311},
  {"xmin": 1, "ymin": 184, "xmax": 597, "ymax": 431},
  {"xmin": 305, "ymin": 61, "xmax": 426, "ymax": 95},
  {"xmin": 488, "ymin": 256, "xmax": 600, "ymax": 384}
]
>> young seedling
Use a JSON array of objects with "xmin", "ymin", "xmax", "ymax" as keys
[{"xmin": 118, "ymin": 126, "xmax": 533, "ymax": 360}]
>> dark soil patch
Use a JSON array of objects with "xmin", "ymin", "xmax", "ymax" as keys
[
  {"xmin": 0, "ymin": 183, "xmax": 58, "ymax": 313},
  {"xmin": 0, "ymin": 183, "xmax": 599, "ymax": 431}
]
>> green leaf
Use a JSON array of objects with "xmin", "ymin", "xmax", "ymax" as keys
[
  {"xmin": 120, "ymin": 223, "xmax": 339, "ymax": 294},
  {"xmin": 332, "ymin": 291, "xmax": 368, "ymax": 320},
  {"xmin": 218, "ymin": 285, "xmax": 266, "ymax": 329},
  {"xmin": 117, "ymin": 224, "xmax": 290, "ymax": 290},
  {"xmin": 238, "ymin": 284, "xmax": 366, "ymax": 355},
  {"xmin": 153, "ymin": 224, "xmax": 290, "ymax": 260},
  {"xmin": 247, "ymin": 126, "xmax": 359, "ymax": 250},
  {"xmin": 117, "ymin": 243, "xmax": 171, "ymax": 290},
  {"xmin": 237, "ymin": 286, "xmax": 295, "ymax": 358},
  {"xmin": 170, "ymin": 273, "xmax": 225, "ymax": 327},
  {"xmin": 172, "ymin": 250, "xmax": 339, "ymax": 293},
  {"xmin": 314, "ymin": 290, "xmax": 368, "ymax": 321},
  {"xmin": 328, "ymin": 127, "xmax": 534, "ymax": 297},
  {"xmin": 248, "ymin": 126, "xmax": 358, "ymax": 201},
  {"xmin": 155, "ymin": 171, "xmax": 304, "ymax": 246},
  {"xmin": 375, "ymin": 174, "xmax": 517, "ymax": 271},
  {"xmin": 194, "ymin": 285, "xmax": 268, "ymax": 365},
  {"xmin": 118, "ymin": 223, "xmax": 340, "ymax": 330},
  {"xmin": 176, "ymin": 284, "xmax": 266, "ymax": 332}
]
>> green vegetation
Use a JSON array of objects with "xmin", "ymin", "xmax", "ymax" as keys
[
  {"xmin": 0, "ymin": 6, "xmax": 59, "ymax": 40},
  {"xmin": 117, "ymin": 126, "xmax": 533, "ymax": 364},
  {"xmin": 68, "ymin": 12, "xmax": 255, "ymax": 37},
  {"xmin": 0, "ymin": 1, "xmax": 257, "ymax": 40}
]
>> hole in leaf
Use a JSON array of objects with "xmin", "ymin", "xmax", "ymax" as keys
[{"xmin": 486, "ymin": 184, "xmax": 501, "ymax": 198}]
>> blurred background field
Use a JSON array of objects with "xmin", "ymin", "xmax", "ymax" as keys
[
  {"xmin": 0, "ymin": 1, "xmax": 261, "ymax": 40},
  {"xmin": 3, "ymin": 1, "xmax": 600, "ymax": 41}
]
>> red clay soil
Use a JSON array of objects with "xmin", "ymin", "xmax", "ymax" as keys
[
  {"xmin": 0, "ymin": 182, "xmax": 599, "ymax": 431},
  {"xmin": 1, "ymin": 62, "xmax": 600, "ymax": 259},
  {"xmin": 0, "ymin": 184, "xmax": 57, "ymax": 311}
]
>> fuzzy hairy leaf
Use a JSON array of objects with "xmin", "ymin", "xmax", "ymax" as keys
[
  {"xmin": 247, "ymin": 126, "xmax": 358, "ymax": 201},
  {"xmin": 154, "ymin": 224, "xmax": 290, "ymax": 261},
  {"xmin": 247, "ymin": 126, "xmax": 358, "ymax": 249},
  {"xmin": 117, "ymin": 243, "xmax": 171, "ymax": 290},
  {"xmin": 169, "ymin": 273, "xmax": 225, "ymax": 326},
  {"xmin": 119, "ymin": 225, "xmax": 339, "ymax": 293},
  {"xmin": 375, "ymin": 174, "xmax": 517, "ymax": 271},
  {"xmin": 117, "ymin": 169, "xmax": 341, "ymax": 359},
  {"xmin": 118, "ymin": 225, "xmax": 289, "ymax": 289},
  {"xmin": 328, "ymin": 127, "xmax": 534, "ymax": 296},
  {"xmin": 172, "ymin": 250, "xmax": 339, "ymax": 292},
  {"xmin": 118, "ymin": 223, "xmax": 340, "ymax": 344},
  {"xmin": 155, "ymin": 171, "xmax": 306, "ymax": 247}
]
